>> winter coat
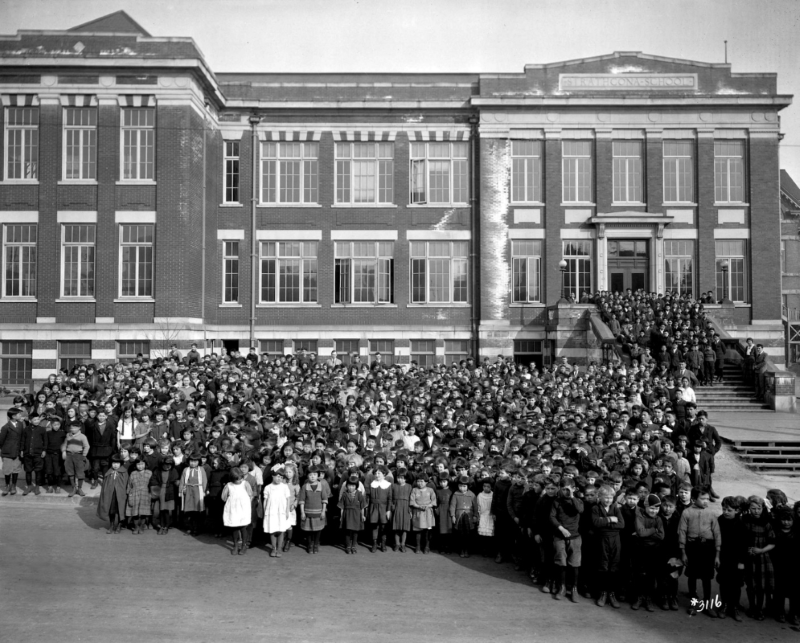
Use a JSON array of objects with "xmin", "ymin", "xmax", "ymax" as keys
[
  {"xmin": 0, "ymin": 420, "xmax": 23, "ymax": 459},
  {"xmin": 96, "ymin": 468, "xmax": 129, "ymax": 521}
]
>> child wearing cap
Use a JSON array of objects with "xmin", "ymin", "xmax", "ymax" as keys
[
  {"xmin": 61, "ymin": 420, "xmax": 90, "ymax": 498},
  {"xmin": 630, "ymin": 494, "xmax": 665, "ymax": 611},
  {"xmin": 449, "ymin": 475, "xmax": 479, "ymax": 558},
  {"xmin": 549, "ymin": 477, "xmax": 584, "ymax": 602}
]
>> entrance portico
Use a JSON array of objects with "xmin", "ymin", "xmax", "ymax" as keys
[{"xmin": 590, "ymin": 212, "xmax": 675, "ymax": 293}]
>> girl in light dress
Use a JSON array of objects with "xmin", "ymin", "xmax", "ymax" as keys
[
  {"xmin": 281, "ymin": 462, "xmax": 301, "ymax": 551},
  {"xmin": 221, "ymin": 468, "xmax": 254, "ymax": 555},
  {"xmin": 477, "ymin": 479, "xmax": 496, "ymax": 557},
  {"xmin": 409, "ymin": 473, "xmax": 437, "ymax": 554},
  {"xmin": 263, "ymin": 468, "xmax": 292, "ymax": 557}
]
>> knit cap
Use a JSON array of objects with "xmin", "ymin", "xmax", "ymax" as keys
[{"xmin": 645, "ymin": 494, "xmax": 662, "ymax": 508}]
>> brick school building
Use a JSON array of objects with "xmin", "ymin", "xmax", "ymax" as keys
[{"xmin": 0, "ymin": 11, "xmax": 791, "ymax": 381}]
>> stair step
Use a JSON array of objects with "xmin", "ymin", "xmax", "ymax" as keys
[
  {"xmin": 732, "ymin": 445, "xmax": 800, "ymax": 452},
  {"xmin": 738, "ymin": 453, "xmax": 800, "ymax": 461},
  {"xmin": 745, "ymin": 462, "xmax": 800, "ymax": 470}
]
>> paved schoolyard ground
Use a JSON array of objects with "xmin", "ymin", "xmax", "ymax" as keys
[{"xmin": 0, "ymin": 501, "xmax": 798, "ymax": 643}]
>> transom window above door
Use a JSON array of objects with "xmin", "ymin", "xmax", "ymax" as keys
[{"xmin": 608, "ymin": 240, "xmax": 648, "ymax": 258}]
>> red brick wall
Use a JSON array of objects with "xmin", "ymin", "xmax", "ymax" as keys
[{"xmin": 750, "ymin": 136, "xmax": 781, "ymax": 320}]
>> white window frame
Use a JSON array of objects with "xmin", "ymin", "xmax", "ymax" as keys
[
  {"xmin": 663, "ymin": 240, "xmax": 695, "ymax": 298},
  {"xmin": 715, "ymin": 240, "xmax": 748, "ymax": 303},
  {"xmin": 259, "ymin": 339, "xmax": 284, "ymax": 358},
  {"xmin": 63, "ymin": 107, "xmax": 97, "ymax": 181},
  {"xmin": 58, "ymin": 340, "xmax": 91, "ymax": 372},
  {"xmin": 259, "ymin": 240, "xmax": 318, "ymax": 304},
  {"xmin": 61, "ymin": 224, "xmax": 96, "ymax": 298},
  {"xmin": 714, "ymin": 140, "xmax": 746, "ymax": 204},
  {"xmin": 260, "ymin": 142, "xmax": 319, "ymax": 205},
  {"xmin": 409, "ymin": 240, "xmax": 469, "ymax": 304},
  {"xmin": 222, "ymin": 240, "xmax": 240, "ymax": 304},
  {"xmin": 0, "ymin": 340, "xmax": 32, "ymax": 386},
  {"xmin": 2, "ymin": 223, "xmax": 37, "ymax": 299},
  {"xmin": 409, "ymin": 141, "xmax": 469, "ymax": 206},
  {"xmin": 562, "ymin": 240, "xmax": 592, "ymax": 300},
  {"xmin": 663, "ymin": 140, "xmax": 694, "ymax": 203},
  {"xmin": 120, "ymin": 108, "xmax": 155, "ymax": 181},
  {"xmin": 511, "ymin": 240, "xmax": 542, "ymax": 303},
  {"xmin": 369, "ymin": 339, "xmax": 395, "ymax": 365},
  {"xmin": 562, "ymin": 140, "xmax": 592, "ymax": 203},
  {"xmin": 4, "ymin": 107, "xmax": 39, "ymax": 181},
  {"xmin": 510, "ymin": 140, "xmax": 542, "ymax": 204},
  {"xmin": 118, "ymin": 224, "xmax": 154, "ymax": 299},
  {"xmin": 612, "ymin": 140, "xmax": 643, "ymax": 204},
  {"xmin": 335, "ymin": 142, "xmax": 394, "ymax": 205},
  {"xmin": 334, "ymin": 241, "xmax": 394, "ymax": 304},
  {"xmin": 223, "ymin": 141, "xmax": 240, "ymax": 204}
]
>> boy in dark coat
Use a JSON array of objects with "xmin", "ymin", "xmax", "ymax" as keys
[
  {"xmin": 549, "ymin": 477, "xmax": 584, "ymax": 602},
  {"xmin": 631, "ymin": 494, "xmax": 665, "ymax": 611},
  {"xmin": 20, "ymin": 415, "xmax": 47, "ymax": 495},
  {"xmin": 97, "ymin": 455, "xmax": 129, "ymax": 534},
  {"xmin": 0, "ymin": 407, "xmax": 24, "ymax": 495},
  {"xmin": 491, "ymin": 466, "xmax": 513, "ymax": 563},
  {"xmin": 44, "ymin": 416, "xmax": 67, "ymax": 493},
  {"xmin": 592, "ymin": 485, "xmax": 626, "ymax": 608}
]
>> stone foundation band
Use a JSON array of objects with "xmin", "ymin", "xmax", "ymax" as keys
[{"xmin": 0, "ymin": 291, "xmax": 796, "ymax": 626}]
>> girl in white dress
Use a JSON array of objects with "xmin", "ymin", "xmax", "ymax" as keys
[
  {"xmin": 221, "ymin": 468, "xmax": 253, "ymax": 556},
  {"xmin": 263, "ymin": 468, "xmax": 292, "ymax": 557},
  {"xmin": 477, "ymin": 479, "xmax": 495, "ymax": 556}
]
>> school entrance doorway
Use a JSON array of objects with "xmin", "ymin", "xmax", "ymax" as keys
[{"xmin": 608, "ymin": 239, "xmax": 649, "ymax": 293}]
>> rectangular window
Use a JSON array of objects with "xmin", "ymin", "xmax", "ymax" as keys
[
  {"xmin": 335, "ymin": 339, "xmax": 360, "ymax": 356},
  {"xmin": 63, "ymin": 107, "xmax": 97, "ymax": 180},
  {"xmin": 562, "ymin": 240, "xmax": 592, "ymax": 300},
  {"xmin": 513, "ymin": 339, "xmax": 543, "ymax": 367},
  {"xmin": 369, "ymin": 339, "xmax": 394, "ymax": 365},
  {"xmin": 663, "ymin": 140, "xmax": 694, "ymax": 203},
  {"xmin": 510, "ymin": 240, "xmax": 542, "ymax": 303},
  {"xmin": 117, "ymin": 340, "xmax": 150, "ymax": 363},
  {"xmin": 0, "ymin": 341, "xmax": 32, "ymax": 386},
  {"xmin": 335, "ymin": 142, "xmax": 394, "ymax": 204},
  {"xmin": 612, "ymin": 140, "xmax": 642, "ymax": 203},
  {"xmin": 444, "ymin": 339, "xmax": 469, "ymax": 366},
  {"xmin": 410, "ymin": 240, "xmax": 468, "ymax": 304},
  {"xmin": 5, "ymin": 107, "xmax": 39, "ymax": 180},
  {"xmin": 562, "ymin": 140, "xmax": 592, "ymax": 203},
  {"xmin": 293, "ymin": 339, "xmax": 317, "ymax": 354},
  {"xmin": 511, "ymin": 140, "xmax": 542, "ymax": 203},
  {"xmin": 260, "ymin": 142, "xmax": 318, "ymax": 204},
  {"xmin": 58, "ymin": 340, "xmax": 91, "ymax": 371},
  {"xmin": 664, "ymin": 240, "xmax": 695, "ymax": 297},
  {"xmin": 780, "ymin": 239, "xmax": 787, "ymax": 274},
  {"xmin": 3, "ymin": 224, "xmax": 37, "ymax": 298},
  {"xmin": 119, "ymin": 224, "xmax": 154, "ymax": 298},
  {"xmin": 714, "ymin": 140, "xmax": 745, "ymax": 203},
  {"xmin": 335, "ymin": 241, "xmax": 394, "ymax": 304},
  {"xmin": 121, "ymin": 108, "xmax": 155, "ymax": 180},
  {"xmin": 223, "ymin": 240, "xmax": 239, "ymax": 304},
  {"xmin": 716, "ymin": 240, "xmax": 747, "ymax": 303},
  {"xmin": 259, "ymin": 340, "xmax": 284, "ymax": 358},
  {"xmin": 410, "ymin": 339, "xmax": 435, "ymax": 367},
  {"xmin": 409, "ymin": 142, "xmax": 468, "ymax": 205},
  {"xmin": 260, "ymin": 241, "xmax": 318, "ymax": 303},
  {"xmin": 62, "ymin": 224, "xmax": 95, "ymax": 298},
  {"xmin": 223, "ymin": 141, "xmax": 240, "ymax": 203}
]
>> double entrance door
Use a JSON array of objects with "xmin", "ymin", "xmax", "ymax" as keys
[{"xmin": 608, "ymin": 239, "xmax": 649, "ymax": 293}]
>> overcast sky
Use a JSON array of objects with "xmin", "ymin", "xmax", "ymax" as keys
[{"xmin": 3, "ymin": 0, "xmax": 800, "ymax": 180}]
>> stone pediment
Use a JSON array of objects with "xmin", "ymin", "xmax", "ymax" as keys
[{"xmin": 590, "ymin": 211, "xmax": 674, "ymax": 238}]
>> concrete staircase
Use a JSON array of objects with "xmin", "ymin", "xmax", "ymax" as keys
[
  {"xmin": 694, "ymin": 363, "xmax": 771, "ymax": 412},
  {"xmin": 730, "ymin": 442, "xmax": 800, "ymax": 476}
]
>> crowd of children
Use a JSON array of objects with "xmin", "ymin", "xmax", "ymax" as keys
[{"xmin": 0, "ymin": 290, "xmax": 795, "ymax": 627}]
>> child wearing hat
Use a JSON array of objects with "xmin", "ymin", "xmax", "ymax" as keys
[
  {"xmin": 61, "ymin": 420, "xmax": 90, "ymax": 498},
  {"xmin": 338, "ymin": 474, "xmax": 367, "ymax": 554},
  {"xmin": 449, "ymin": 474, "xmax": 479, "ymax": 558},
  {"xmin": 179, "ymin": 451, "xmax": 208, "ymax": 536},
  {"xmin": 96, "ymin": 455, "xmax": 129, "ymax": 534},
  {"xmin": 263, "ymin": 468, "xmax": 292, "ymax": 557},
  {"xmin": 410, "ymin": 473, "xmax": 436, "ymax": 554}
]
